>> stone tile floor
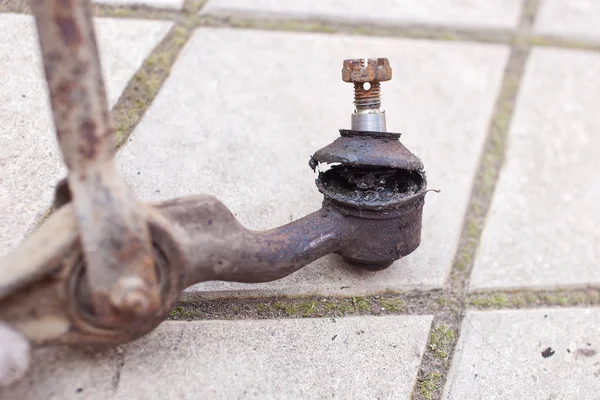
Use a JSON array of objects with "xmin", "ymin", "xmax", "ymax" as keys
[{"xmin": 1, "ymin": 0, "xmax": 599, "ymax": 399}]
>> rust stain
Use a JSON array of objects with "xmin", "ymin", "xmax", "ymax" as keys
[
  {"xmin": 342, "ymin": 58, "xmax": 392, "ymax": 83},
  {"xmin": 55, "ymin": 16, "xmax": 82, "ymax": 46},
  {"xmin": 78, "ymin": 119, "xmax": 98, "ymax": 159},
  {"xmin": 57, "ymin": 0, "xmax": 74, "ymax": 9},
  {"xmin": 54, "ymin": 81, "xmax": 75, "ymax": 106}
]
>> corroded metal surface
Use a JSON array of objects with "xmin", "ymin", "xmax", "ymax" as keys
[
  {"xmin": 30, "ymin": 0, "xmax": 160, "ymax": 324},
  {"xmin": 342, "ymin": 58, "xmax": 391, "ymax": 132},
  {"xmin": 353, "ymin": 81, "xmax": 382, "ymax": 109},
  {"xmin": 342, "ymin": 58, "xmax": 392, "ymax": 83},
  {"xmin": 311, "ymin": 130, "xmax": 425, "ymax": 171}
]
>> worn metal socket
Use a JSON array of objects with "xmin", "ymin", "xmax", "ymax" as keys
[{"xmin": 311, "ymin": 129, "xmax": 427, "ymax": 270}]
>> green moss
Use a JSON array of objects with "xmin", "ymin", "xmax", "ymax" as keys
[
  {"xmin": 468, "ymin": 290, "xmax": 600, "ymax": 309},
  {"xmin": 546, "ymin": 294, "xmax": 568, "ymax": 306},
  {"xmin": 109, "ymin": 7, "xmax": 131, "ymax": 17},
  {"xmin": 429, "ymin": 325, "xmax": 455, "ymax": 359},
  {"xmin": 113, "ymin": 22, "xmax": 194, "ymax": 147},
  {"xmin": 223, "ymin": 17, "xmax": 337, "ymax": 34},
  {"xmin": 511, "ymin": 295, "xmax": 526, "ymax": 307},
  {"xmin": 199, "ymin": 15, "xmax": 217, "ymax": 25},
  {"xmin": 286, "ymin": 304, "xmax": 298, "ymax": 315},
  {"xmin": 172, "ymin": 26, "xmax": 189, "ymax": 46},
  {"xmin": 525, "ymin": 293, "xmax": 537, "ymax": 304},
  {"xmin": 380, "ymin": 298, "xmax": 404, "ymax": 312},
  {"xmin": 419, "ymin": 372, "xmax": 442, "ymax": 400},
  {"xmin": 270, "ymin": 20, "xmax": 336, "ymax": 34},
  {"xmin": 440, "ymin": 31, "xmax": 458, "ymax": 40},
  {"xmin": 569, "ymin": 291, "xmax": 592, "ymax": 304},
  {"xmin": 183, "ymin": 0, "xmax": 208, "ymax": 14},
  {"xmin": 337, "ymin": 301, "xmax": 354, "ymax": 314},
  {"xmin": 323, "ymin": 303, "xmax": 338, "ymax": 313},
  {"xmin": 169, "ymin": 306, "xmax": 193, "ymax": 319},
  {"xmin": 145, "ymin": 53, "xmax": 170, "ymax": 69},
  {"xmin": 480, "ymin": 161, "xmax": 499, "ymax": 193},
  {"xmin": 273, "ymin": 301, "xmax": 285, "ymax": 310},
  {"xmin": 273, "ymin": 301, "xmax": 298, "ymax": 316},
  {"xmin": 455, "ymin": 251, "xmax": 471, "ymax": 271},
  {"xmin": 351, "ymin": 296, "xmax": 371, "ymax": 312},
  {"xmin": 298, "ymin": 301, "xmax": 317, "ymax": 317},
  {"xmin": 469, "ymin": 293, "xmax": 508, "ymax": 308},
  {"xmin": 466, "ymin": 218, "xmax": 479, "ymax": 237},
  {"xmin": 528, "ymin": 35, "xmax": 599, "ymax": 51},
  {"xmin": 351, "ymin": 26, "xmax": 371, "ymax": 35},
  {"xmin": 256, "ymin": 303, "xmax": 269, "ymax": 313},
  {"xmin": 438, "ymin": 296, "xmax": 452, "ymax": 306},
  {"xmin": 300, "ymin": 22, "xmax": 336, "ymax": 34}
]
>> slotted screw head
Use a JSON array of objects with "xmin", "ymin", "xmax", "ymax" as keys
[{"xmin": 342, "ymin": 58, "xmax": 392, "ymax": 83}]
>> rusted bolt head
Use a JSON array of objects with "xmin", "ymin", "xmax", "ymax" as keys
[
  {"xmin": 109, "ymin": 276, "xmax": 155, "ymax": 316},
  {"xmin": 342, "ymin": 58, "xmax": 392, "ymax": 83}
]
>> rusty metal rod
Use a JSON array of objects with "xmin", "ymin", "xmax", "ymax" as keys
[
  {"xmin": 153, "ymin": 196, "xmax": 344, "ymax": 287},
  {"xmin": 30, "ymin": 0, "xmax": 160, "ymax": 322}
]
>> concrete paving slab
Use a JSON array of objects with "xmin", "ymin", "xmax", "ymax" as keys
[
  {"xmin": 96, "ymin": 0, "xmax": 184, "ymax": 10},
  {"xmin": 443, "ymin": 308, "xmax": 600, "ymax": 400},
  {"xmin": 201, "ymin": 0, "xmax": 523, "ymax": 30},
  {"xmin": 117, "ymin": 27, "xmax": 508, "ymax": 298},
  {"xmin": 0, "ymin": 346, "xmax": 120, "ymax": 400},
  {"xmin": 0, "ymin": 15, "xmax": 172, "ymax": 256},
  {"xmin": 116, "ymin": 316, "xmax": 433, "ymax": 399},
  {"xmin": 1, "ymin": 315, "xmax": 432, "ymax": 399},
  {"xmin": 470, "ymin": 48, "xmax": 600, "ymax": 291},
  {"xmin": 535, "ymin": 0, "xmax": 600, "ymax": 42}
]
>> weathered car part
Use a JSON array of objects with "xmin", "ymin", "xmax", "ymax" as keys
[
  {"xmin": 311, "ymin": 129, "xmax": 426, "ymax": 270},
  {"xmin": 0, "ymin": 0, "xmax": 428, "ymax": 386},
  {"xmin": 31, "ymin": 0, "xmax": 160, "ymax": 327},
  {"xmin": 342, "ymin": 58, "xmax": 392, "ymax": 132}
]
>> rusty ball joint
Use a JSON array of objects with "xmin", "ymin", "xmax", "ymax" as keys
[
  {"xmin": 342, "ymin": 58, "xmax": 392, "ymax": 132},
  {"xmin": 311, "ymin": 57, "xmax": 426, "ymax": 270}
]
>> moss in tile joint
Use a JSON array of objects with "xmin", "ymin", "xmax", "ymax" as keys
[
  {"xmin": 96, "ymin": 6, "xmax": 134, "ymax": 18},
  {"xmin": 248, "ymin": 18, "xmax": 336, "ymax": 34},
  {"xmin": 467, "ymin": 290, "xmax": 600, "ymax": 309},
  {"xmin": 256, "ymin": 303, "xmax": 270, "ymax": 313},
  {"xmin": 94, "ymin": 4, "xmax": 179, "ymax": 20},
  {"xmin": 379, "ymin": 297, "xmax": 404, "ymax": 312},
  {"xmin": 351, "ymin": 296, "xmax": 372, "ymax": 312},
  {"xmin": 252, "ymin": 296, "xmax": 397, "ymax": 318},
  {"xmin": 428, "ymin": 324, "xmax": 456, "ymax": 360},
  {"xmin": 182, "ymin": 0, "xmax": 209, "ymax": 15},
  {"xmin": 169, "ymin": 305, "xmax": 193, "ymax": 319},
  {"xmin": 273, "ymin": 301, "xmax": 298, "ymax": 316},
  {"xmin": 527, "ymin": 35, "xmax": 600, "ymax": 52},
  {"xmin": 185, "ymin": 13, "xmax": 600, "ymax": 55},
  {"xmin": 113, "ymin": 23, "xmax": 192, "ymax": 147},
  {"xmin": 435, "ymin": 295, "xmax": 459, "ymax": 309},
  {"xmin": 172, "ymin": 26, "xmax": 190, "ymax": 47},
  {"xmin": 419, "ymin": 372, "xmax": 442, "ymax": 400},
  {"xmin": 468, "ymin": 293, "xmax": 509, "ymax": 308},
  {"xmin": 453, "ymin": 246, "xmax": 472, "ymax": 272}
]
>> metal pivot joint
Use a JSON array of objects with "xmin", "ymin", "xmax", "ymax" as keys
[
  {"xmin": 0, "ymin": 0, "xmax": 428, "ymax": 387},
  {"xmin": 342, "ymin": 58, "xmax": 392, "ymax": 132}
]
